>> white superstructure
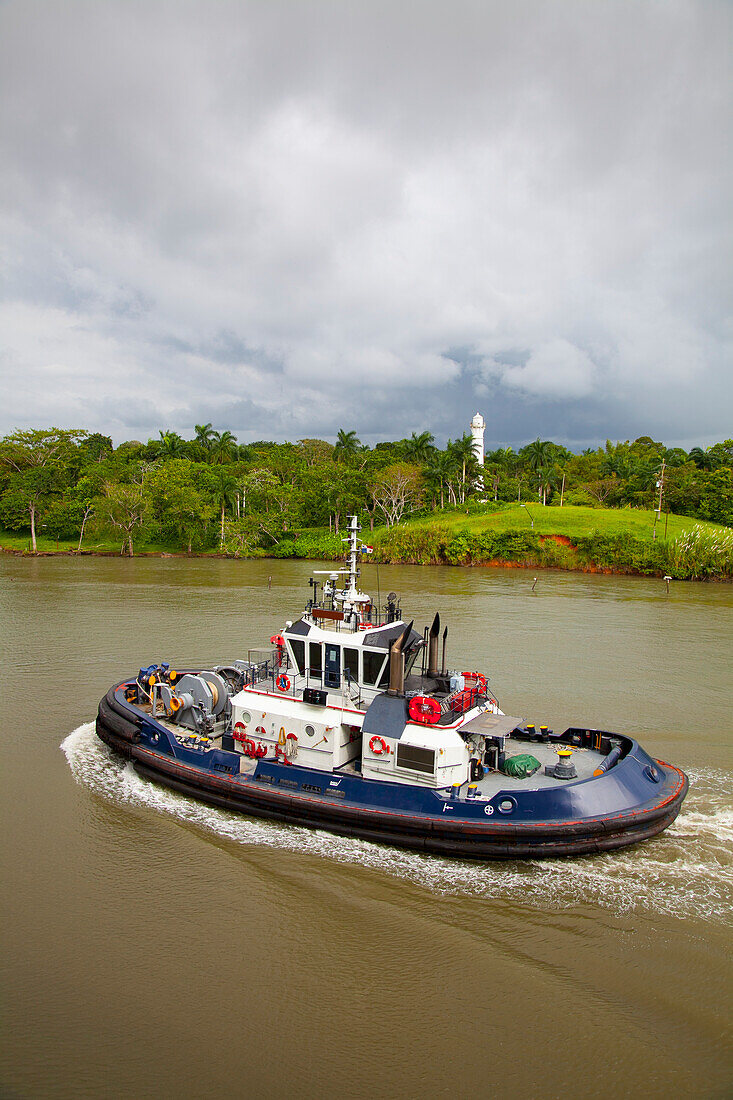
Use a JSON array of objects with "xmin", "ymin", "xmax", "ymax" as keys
[{"xmin": 226, "ymin": 516, "xmax": 502, "ymax": 789}]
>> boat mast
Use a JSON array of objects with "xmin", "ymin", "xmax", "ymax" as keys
[{"xmin": 344, "ymin": 515, "xmax": 361, "ymax": 604}]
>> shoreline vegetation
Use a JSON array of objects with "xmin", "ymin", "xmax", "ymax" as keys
[
  {"xmin": 3, "ymin": 504, "xmax": 732, "ymax": 581},
  {"xmin": 1, "ymin": 427, "xmax": 731, "ymax": 581}
]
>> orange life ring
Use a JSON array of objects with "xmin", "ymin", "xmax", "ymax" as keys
[
  {"xmin": 369, "ymin": 735, "xmax": 389, "ymax": 755},
  {"xmin": 270, "ymin": 634, "xmax": 285, "ymax": 646},
  {"xmin": 276, "ymin": 673, "xmax": 290, "ymax": 692},
  {"xmin": 409, "ymin": 696, "xmax": 441, "ymax": 725}
]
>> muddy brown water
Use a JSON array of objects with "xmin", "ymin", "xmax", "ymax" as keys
[{"xmin": 1, "ymin": 555, "xmax": 731, "ymax": 1100}]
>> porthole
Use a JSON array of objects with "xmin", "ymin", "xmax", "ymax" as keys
[
  {"xmin": 304, "ymin": 724, "xmax": 316, "ymax": 738},
  {"xmin": 241, "ymin": 711, "xmax": 252, "ymax": 725},
  {"xmin": 497, "ymin": 797, "xmax": 517, "ymax": 814}
]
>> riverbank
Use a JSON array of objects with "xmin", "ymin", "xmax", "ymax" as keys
[{"xmin": 3, "ymin": 504, "xmax": 733, "ymax": 580}]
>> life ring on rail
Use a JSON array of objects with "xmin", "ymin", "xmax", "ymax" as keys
[
  {"xmin": 409, "ymin": 696, "xmax": 441, "ymax": 725},
  {"xmin": 276, "ymin": 673, "xmax": 290, "ymax": 692},
  {"xmin": 270, "ymin": 634, "xmax": 285, "ymax": 646},
  {"xmin": 369, "ymin": 735, "xmax": 389, "ymax": 755},
  {"xmin": 463, "ymin": 671, "xmax": 487, "ymax": 694}
]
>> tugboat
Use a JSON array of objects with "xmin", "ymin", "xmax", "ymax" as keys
[{"xmin": 96, "ymin": 517, "xmax": 688, "ymax": 858}]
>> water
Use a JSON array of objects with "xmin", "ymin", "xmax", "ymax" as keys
[{"xmin": 2, "ymin": 555, "xmax": 732, "ymax": 1098}]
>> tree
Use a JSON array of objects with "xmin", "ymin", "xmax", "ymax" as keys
[
  {"xmin": 537, "ymin": 464, "xmax": 561, "ymax": 505},
  {"xmin": 0, "ymin": 427, "xmax": 87, "ymax": 472},
  {"xmin": 448, "ymin": 433, "xmax": 477, "ymax": 502},
  {"xmin": 76, "ymin": 501, "xmax": 95, "ymax": 551},
  {"xmin": 583, "ymin": 477, "xmax": 619, "ymax": 505},
  {"xmin": 0, "ymin": 429, "xmax": 86, "ymax": 552},
  {"xmin": 402, "ymin": 431, "xmax": 435, "ymax": 464},
  {"xmin": 210, "ymin": 430, "xmax": 238, "ymax": 465},
  {"xmin": 79, "ymin": 433, "xmax": 113, "ymax": 465},
  {"xmin": 297, "ymin": 438, "xmax": 335, "ymax": 466},
  {"xmin": 425, "ymin": 451, "xmax": 455, "ymax": 510},
  {"xmin": 0, "ymin": 467, "xmax": 58, "ymax": 552},
  {"xmin": 334, "ymin": 429, "xmax": 361, "ymax": 462},
  {"xmin": 102, "ymin": 480, "xmax": 147, "ymax": 556},
  {"xmin": 371, "ymin": 463, "xmax": 423, "ymax": 527},
  {"xmin": 154, "ymin": 426, "xmax": 186, "ymax": 457},
  {"xmin": 523, "ymin": 438, "xmax": 553, "ymax": 501},
  {"xmin": 207, "ymin": 468, "xmax": 238, "ymax": 548},
  {"xmin": 194, "ymin": 423, "xmax": 217, "ymax": 452},
  {"xmin": 146, "ymin": 460, "xmax": 213, "ymax": 552},
  {"xmin": 698, "ymin": 468, "xmax": 733, "ymax": 526}
]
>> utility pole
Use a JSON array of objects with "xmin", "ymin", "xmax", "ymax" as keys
[{"xmin": 653, "ymin": 459, "xmax": 666, "ymax": 541}]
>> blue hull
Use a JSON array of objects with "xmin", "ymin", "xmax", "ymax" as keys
[{"xmin": 96, "ymin": 681, "xmax": 688, "ymax": 859}]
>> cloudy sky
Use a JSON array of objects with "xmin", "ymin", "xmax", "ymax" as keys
[{"xmin": 1, "ymin": 0, "xmax": 731, "ymax": 451}]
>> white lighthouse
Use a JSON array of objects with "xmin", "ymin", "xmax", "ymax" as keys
[{"xmin": 470, "ymin": 412, "xmax": 485, "ymax": 487}]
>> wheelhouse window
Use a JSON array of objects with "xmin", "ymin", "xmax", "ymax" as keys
[
  {"xmin": 289, "ymin": 639, "xmax": 305, "ymax": 675},
  {"xmin": 362, "ymin": 649, "xmax": 388, "ymax": 687},
  {"xmin": 396, "ymin": 743, "xmax": 436, "ymax": 775},
  {"xmin": 309, "ymin": 642, "xmax": 322, "ymax": 678},
  {"xmin": 343, "ymin": 647, "xmax": 359, "ymax": 683}
]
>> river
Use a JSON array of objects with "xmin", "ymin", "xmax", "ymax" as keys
[{"xmin": 1, "ymin": 555, "xmax": 731, "ymax": 1099}]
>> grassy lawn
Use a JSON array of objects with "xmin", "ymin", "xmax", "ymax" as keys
[
  {"xmin": 400, "ymin": 504, "xmax": 728, "ymax": 543},
  {"xmin": 0, "ymin": 530, "xmax": 184, "ymax": 554},
  {"xmin": 1, "ymin": 506, "xmax": 729, "ymax": 559}
]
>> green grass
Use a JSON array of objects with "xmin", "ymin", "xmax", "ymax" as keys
[
  {"xmin": 0, "ymin": 530, "xmax": 187, "ymax": 554},
  {"xmin": 401, "ymin": 503, "xmax": 727, "ymax": 543},
  {"xmin": 366, "ymin": 505, "xmax": 733, "ymax": 579}
]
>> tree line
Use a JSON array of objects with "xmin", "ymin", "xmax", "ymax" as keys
[{"xmin": 0, "ymin": 426, "xmax": 731, "ymax": 555}]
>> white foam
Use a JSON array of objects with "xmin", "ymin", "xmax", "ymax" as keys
[{"xmin": 62, "ymin": 725, "xmax": 733, "ymax": 925}]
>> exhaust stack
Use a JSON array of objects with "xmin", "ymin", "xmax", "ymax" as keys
[
  {"xmin": 428, "ymin": 612, "xmax": 441, "ymax": 678},
  {"xmin": 387, "ymin": 620, "xmax": 414, "ymax": 696},
  {"xmin": 441, "ymin": 625, "xmax": 448, "ymax": 675}
]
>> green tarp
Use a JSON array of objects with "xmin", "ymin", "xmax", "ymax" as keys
[{"xmin": 501, "ymin": 754, "xmax": 541, "ymax": 779}]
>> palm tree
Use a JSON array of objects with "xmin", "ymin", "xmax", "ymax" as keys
[
  {"xmin": 524, "ymin": 438, "xmax": 553, "ymax": 501},
  {"xmin": 426, "ymin": 451, "xmax": 454, "ymax": 510},
  {"xmin": 210, "ymin": 430, "xmax": 238, "ymax": 465},
  {"xmin": 448, "ymin": 433, "xmax": 477, "ymax": 502},
  {"xmin": 194, "ymin": 423, "xmax": 216, "ymax": 452},
  {"xmin": 402, "ymin": 431, "xmax": 435, "ymax": 464},
  {"xmin": 211, "ymin": 468, "xmax": 238, "ymax": 549},
  {"xmin": 537, "ymin": 465, "xmax": 560, "ymax": 506},
  {"xmin": 689, "ymin": 446, "xmax": 712, "ymax": 471},
  {"xmin": 334, "ymin": 429, "xmax": 361, "ymax": 462},
  {"xmin": 157, "ymin": 430, "xmax": 185, "ymax": 457}
]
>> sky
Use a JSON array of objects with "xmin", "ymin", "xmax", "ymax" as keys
[{"xmin": 1, "ymin": 0, "xmax": 731, "ymax": 452}]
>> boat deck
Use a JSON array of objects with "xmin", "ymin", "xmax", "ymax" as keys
[{"xmin": 458, "ymin": 739, "xmax": 606, "ymax": 798}]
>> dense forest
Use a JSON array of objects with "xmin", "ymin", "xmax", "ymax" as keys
[{"xmin": 1, "ymin": 426, "xmax": 731, "ymax": 559}]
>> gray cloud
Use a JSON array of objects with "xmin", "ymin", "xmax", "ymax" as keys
[{"xmin": 1, "ymin": 0, "xmax": 731, "ymax": 451}]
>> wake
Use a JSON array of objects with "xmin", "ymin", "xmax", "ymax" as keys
[{"xmin": 62, "ymin": 723, "xmax": 733, "ymax": 925}]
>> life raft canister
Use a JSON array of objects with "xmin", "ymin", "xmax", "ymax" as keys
[
  {"xmin": 369, "ymin": 735, "xmax": 389, "ymax": 755},
  {"xmin": 276, "ymin": 673, "xmax": 290, "ymax": 692},
  {"xmin": 409, "ymin": 695, "xmax": 441, "ymax": 725},
  {"xmin": 462, "ymin": 671, "xmax": 488, "ymax": 695}
]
